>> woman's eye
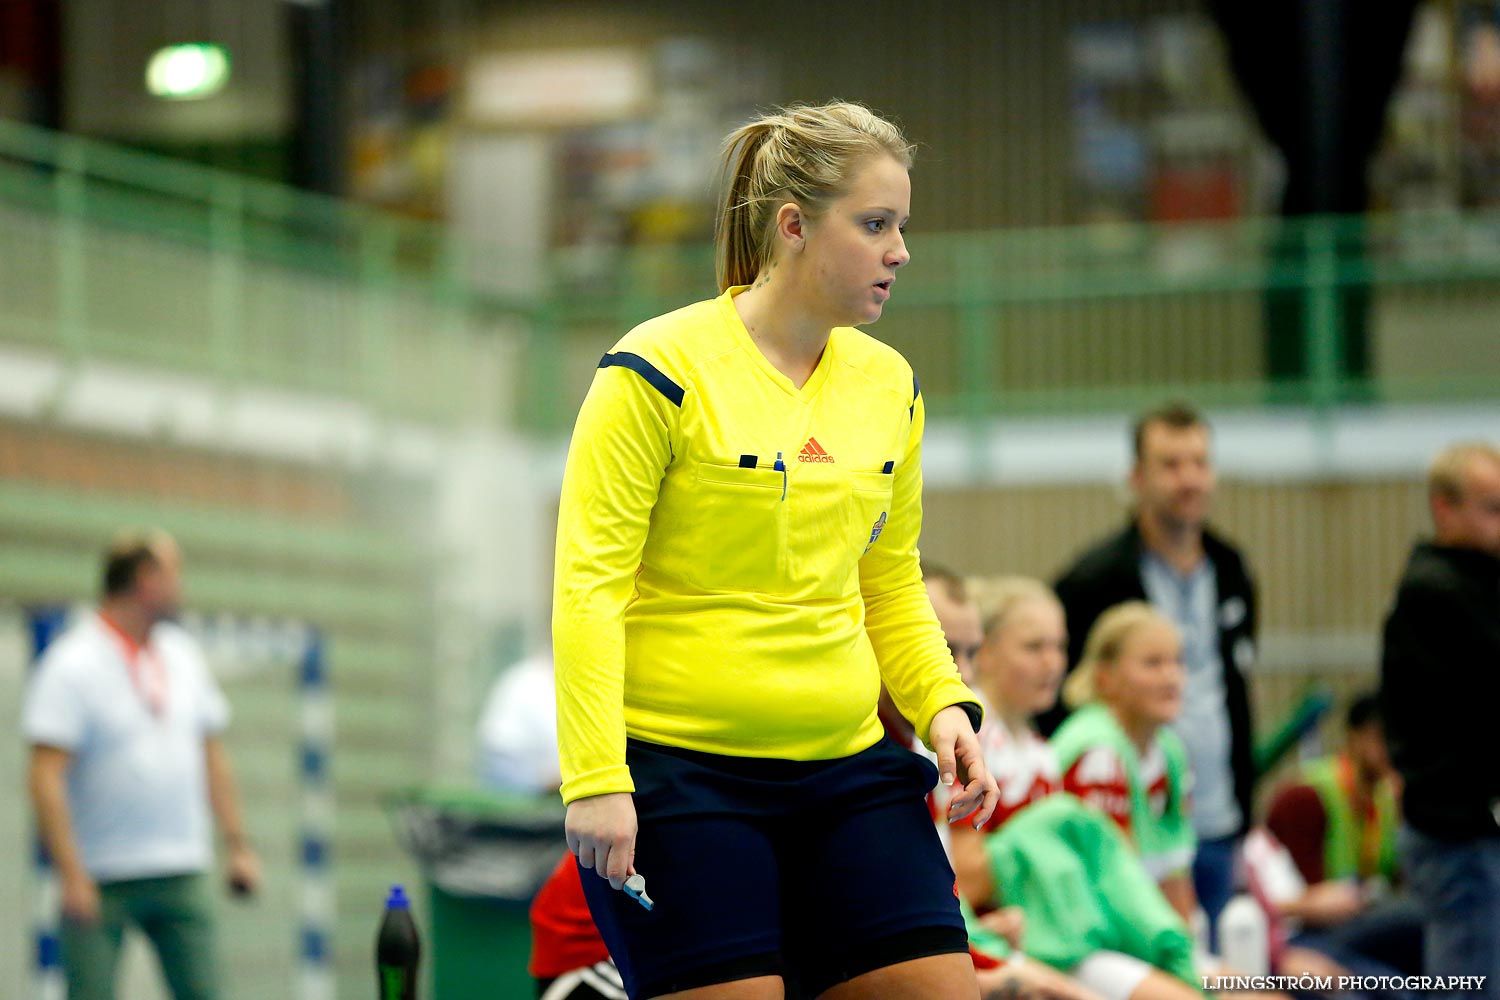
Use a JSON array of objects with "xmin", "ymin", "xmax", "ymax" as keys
[{"xmin": 866, "ymin": 219, "xmax": 885, "ymax": 233}]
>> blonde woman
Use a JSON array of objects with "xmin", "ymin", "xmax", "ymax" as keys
[
  {"xmin": 946, "ymin": 577, "xmax": 1067, "ymax": 907},
  {"xmin": 947, "ymin": 585, "xmax": 1204, "ymax": 1000},
  {"xmin": 1051, "ymin": 602, "xmax": 1198, "ymax": 923},
  {"xmin": 965, "ymin": 577, "xmax": 1071, "ymax": 828},
  {"xmin": 554, "ymin": 102, "xmax": 999, "ymax": 1000}
]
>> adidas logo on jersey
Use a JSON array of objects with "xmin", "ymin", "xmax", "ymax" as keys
[{"xmin": 798, "ymin": 437, "xmax": 835, "ymax": 463}]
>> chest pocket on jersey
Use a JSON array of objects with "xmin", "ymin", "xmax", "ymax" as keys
[
  {"xmin": 851, "ymin": 470, "xmax": 894, "ymax": 557},
  {"xmin": 687, "ymin": 462, "xmax": 788, "ymax": 594}
]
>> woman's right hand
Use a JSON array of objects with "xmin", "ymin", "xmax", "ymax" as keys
[
  {"xmin": 566, "ymin": 792, "xmax": 638, "ymax": 890},
  {"xmin": 60, "ymin": 871, "xmax": 101, "ymax": 924}
]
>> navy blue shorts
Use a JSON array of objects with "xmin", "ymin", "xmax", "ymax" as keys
[{"xmin": 577, "ymin": 736, "xmax": 967, "ymax": 1000}]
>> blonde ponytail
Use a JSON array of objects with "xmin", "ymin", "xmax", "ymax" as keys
[{"xmin": 714, "ymin": 101, "xmax": 914, "ymax": 292}]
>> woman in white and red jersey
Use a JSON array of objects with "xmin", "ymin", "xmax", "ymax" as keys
[
  {"xmin": 948, "ymin": 578, "xmax": 1068, "ymax": 905},
  {"xmin": 944, "ymin": 578, "xmax": 1067, "ymax": 911},
  {"xmin": 967, "ymin": 577, "xmax": 1069, "ymax": 829},
  {"xmin": 947, "ymin": 585, "xmax": 1206, "ymax": 1000}
]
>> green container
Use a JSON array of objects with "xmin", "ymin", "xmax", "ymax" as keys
[
  {"xmin": 427, "ymin": 886, "xmax": 532, "ymax": 1000},
  {"xmin": 388, "ymin": 787, "xmax": 566, "ymax": 1000}
]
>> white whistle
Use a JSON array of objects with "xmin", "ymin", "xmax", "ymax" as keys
[{"xmin": 622, "ymin": 874, "xmax": 654, "ymax": 911}]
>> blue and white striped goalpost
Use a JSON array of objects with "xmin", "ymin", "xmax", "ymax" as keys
[
  {"xmin": 297, "ymin": 629, "xmax": 335, "ymax": 1000},
  {"xmin": 27, "ymin": 606, "xmax": 333, "ymax": 1000}
]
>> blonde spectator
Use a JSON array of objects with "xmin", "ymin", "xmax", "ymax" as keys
[
  {"xmin": 959, "ymin": 576, "xmax": 1069, "ymax": 835},
  {"xmin": 1052, "ymin": 602, "xmax": 1198, "ymax": 924},
  {"xmin": 947, "ymin": 585, "xmax": 1205, "ymax": 1000}
]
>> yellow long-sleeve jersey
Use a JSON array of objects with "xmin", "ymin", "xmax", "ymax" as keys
[{"xmin": 553, "ymin": 286, "xmax": 981, "ymax": 804}]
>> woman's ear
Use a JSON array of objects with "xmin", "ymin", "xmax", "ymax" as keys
[
  {"xmin": 774, "ymin": 202, "xmax": 805, "ymax": 252},
  {"xmin": 1092, "ymin": 661, "xmax": 1112, "ymax": 700}
]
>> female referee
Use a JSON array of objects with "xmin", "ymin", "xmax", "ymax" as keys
[{"xmin": 553, "ymin": 101, "xmax": 1000, "ymax": 1000}]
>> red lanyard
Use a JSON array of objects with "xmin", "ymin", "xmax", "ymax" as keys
[{"xmin": 99, "ymin": 613, "xmax": 168, "ymax": 718}]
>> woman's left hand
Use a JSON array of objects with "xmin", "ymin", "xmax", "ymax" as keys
[{"xmin": 928, "ymin": 704, "xmax": 999, "ymax": 829}]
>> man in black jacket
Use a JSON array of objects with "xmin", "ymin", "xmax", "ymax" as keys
[
  {"xmin": 1047, "ymin": 402, "xmax": 1257, "ymax": 947},
  {"xmin": 1381, "ymin": 442, "xmax": 1500, "ymax": 986}
]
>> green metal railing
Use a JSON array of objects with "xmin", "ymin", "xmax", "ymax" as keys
[
  {"xmin": 4, "ymin": 117, "xmax": 1500, "ymax": 436},
  {"xmin": 528, "ymin": 212, "xmax": 1500, "ymax": 427},
  {"xmin": 0, "ymin": 118, "xmax": 531, "ymax": 427}
]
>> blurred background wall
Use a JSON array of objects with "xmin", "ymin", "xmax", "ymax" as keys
[{"xmin": 2, "ymin": 0, "xmax": 1499, "ymax": 997}]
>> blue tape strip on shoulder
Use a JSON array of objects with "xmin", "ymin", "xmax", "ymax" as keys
[{"xmin": 599, "ymin": 352, "xmax": 685, "ymax": 407}]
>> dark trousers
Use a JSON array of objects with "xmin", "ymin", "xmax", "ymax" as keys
[{"xmin": 60, "ymin": 872, "xmax": 219, "ymax": 1000}]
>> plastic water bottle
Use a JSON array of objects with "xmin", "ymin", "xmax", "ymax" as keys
[
  {"xmin": 1188, "ymin": 906, "xmax": 1210, "ymax": 954},
  {"xmin": 1219, "ymin": 894, "xmax": 1269, "ymax": 975},
  {"xmin": 376, "ymin": 885, "xmax": 420, "ymax": 1000}
]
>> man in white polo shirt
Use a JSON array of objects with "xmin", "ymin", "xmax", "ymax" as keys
[{"xmin": 24, "ymin": 531, "xmax": 260, "ymax": 1000}]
